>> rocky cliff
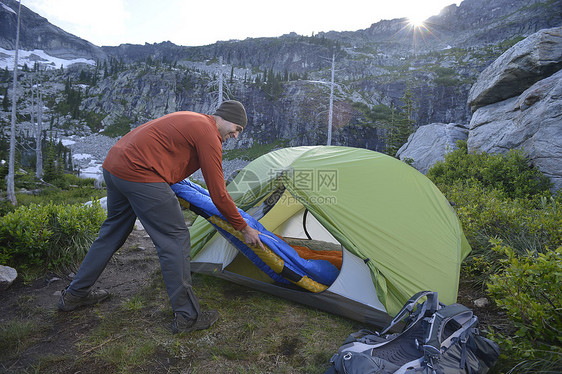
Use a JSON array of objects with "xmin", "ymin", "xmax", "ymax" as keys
[
  {"xmin": 468, "ymin": 27, "xmax": 562, "ymax": 191},
  {"xmin": 397, "ymin": 27, "xmax": 562, "ymax": 191},
  {"xmin": 1, "ymin": 0, "xmax": 561, "ymax": 171}
]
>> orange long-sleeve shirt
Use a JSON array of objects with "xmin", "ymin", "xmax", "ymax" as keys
[{"xmin": 102, "ymin": 111, "xmax": 247, "ymax": 231}]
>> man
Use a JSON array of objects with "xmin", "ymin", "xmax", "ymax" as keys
[{"xmin": 58, "ymin": 100, "xmax": 264, "ymax": 334}]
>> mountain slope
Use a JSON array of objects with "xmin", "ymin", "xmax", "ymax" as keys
[
  {"xmin": 0, "ymin": 0, "xmax": 560, "ymax": 156},
  {"xmin": 0, "ymin": 0, "xmax": 106, "ymax": 61}
]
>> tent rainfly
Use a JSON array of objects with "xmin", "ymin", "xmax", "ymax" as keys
[{"xmin": 183, "ymin": 146, "xmax": 471, "ymax": 328}]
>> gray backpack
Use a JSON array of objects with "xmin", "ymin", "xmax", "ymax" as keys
[{"xmin": 325, "ymin": 291, "xmax": 500, "ymax": 374}]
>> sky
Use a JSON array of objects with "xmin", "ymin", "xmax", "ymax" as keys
[{"xmin": 20, "ymin": 0, "xmax": 463, "ymax": 47}]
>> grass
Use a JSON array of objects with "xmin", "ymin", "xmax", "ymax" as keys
[
  {"xmin": 4, "ymin": 166, "xmax": 554, "ymax": 372},
  {"xmin": 1, "ymin": 264, "xmax": 356, "ymax": 373},
  {"xmin": 0, "ymin": 173, "xmax": 106, "ymax": 217},
  {"xmin": 0, "ymin": 319, "xmax": 45, "ymax": 363}
]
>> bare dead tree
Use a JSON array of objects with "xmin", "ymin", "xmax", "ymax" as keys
[
  {"xmin": 217, "ymin": 56, "xmax": 224, "ymax": 107},
  {"xmin": 7, "ymin": 0, "xmax": 22, "ymax": 206},
  {"xmin": 206, "ymin": 56, "xmax": 232, "ymax": 110},
  {"xmin": 327, "ymin": 52, "xmax": 335, "ymax": 146},
  {"xmin": 36, "ymin": 84, "xmax": 44, "ymax": 179}
]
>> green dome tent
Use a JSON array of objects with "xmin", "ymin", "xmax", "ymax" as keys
[{"xmin": 188, "ymin": 146, "xmax": 471, "ymax": 327}]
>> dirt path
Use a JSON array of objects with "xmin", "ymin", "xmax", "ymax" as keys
[
  {"xmin": 0, "ymin": 228, "xmax": 160, "ymax": 372},
  {"xmin": 1, "ymin": 227, "xmax": 158, "ymax": 316}
]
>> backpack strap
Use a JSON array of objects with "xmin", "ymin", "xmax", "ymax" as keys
[
  {"xmin": 394, "ymin": 303, "xmax": 479, "ymax": 373},
  {"xmin": 424, "ymin": 303, "xmax": 474, "ymax": 349},
  {"xmin": 378, "ymin": 291, "xmax": 440, "ymax": 336},
  {"xmin": 422, "ymin": 304, "xmax": 479, "ymax": 370}
]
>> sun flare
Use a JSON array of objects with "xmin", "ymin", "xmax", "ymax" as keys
[{"xmin": 407, "ymin": 16, "xmax": 426, "ymax": 28}]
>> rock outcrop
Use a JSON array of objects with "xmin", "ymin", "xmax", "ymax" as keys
[
  {"xmin": 396, "ymin": 123, "xmax": 468, "ymax": 174},
  {"xmin": 0, "ymin": 264, "xmax": 17, "ymax": 290},
  {"xmin": 468, "ymin": 27, "xmax": 562, "ymax": 112},
  {"xmin": 468, "ymin": 69, "xmax": 562, "ymax": 191},
  {"xmin": 397, "ymin": 26, "xmax": 562, "ymax": 192},
  {"xmin": 467, "ymin": 27, "xmax": 562, "ymax": 191},
  {"xmin": 2, "ymin": 0, "xmax": 562, "ymax": 174}
]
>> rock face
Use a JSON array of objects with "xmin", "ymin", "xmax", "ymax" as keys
[
  {"xmin": 468, "ymin": 69, "xmax": 562, "ymax": 191},
  {"xmin": 467, "ymin": 27, "xmax": 562, "ymax": 191},
  {"xmin": 396, "ymin": 26, "xmax": 562, "ymax": 192},
  {"xmin": 0, "ymin": 0, "xmax": 106, "ymax": 60},
  {"xmin": 1, "ymin": 0, "xmax": 561, "ymax": 178},
  {"xmin": 396, "ymin": 123, "xmax": 468, "ymax": 174},
  {"xmin": 0, "ymin": 265, "xmax": 17, "ymax": 290},
  {"xmin": 468, "ymin": 27, "xmax": 562, "ymax": 112}
]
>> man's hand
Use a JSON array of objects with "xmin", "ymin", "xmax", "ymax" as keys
[{"xmin": 240, "ymin": 226, "xmax": 265, "ymax": 250}]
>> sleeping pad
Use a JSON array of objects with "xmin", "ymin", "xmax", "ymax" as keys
[{"xmin": 171, "ymin": 180, "xmax": 340, "ymax": 292}]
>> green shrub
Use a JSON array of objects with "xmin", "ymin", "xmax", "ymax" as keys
[
  {"xmin": 223, "ymin": 140, "xmax": 288, "ymax": 161},
  {"xmin": 103, "ymin": 116, "xmax": 132, "ymax": 137},
  {"xmin": 487, "ymin": 241, "xmax": 562, "ymax": 370},
  {"xmin": 0, "ymin": 202, "xmax": 106, "ymax": 272},
  {"xmin": 445, "ymin": 182, "xmax": 561, "ymax": 251},
  {"xmin": 46, "ymin": 173, "xmax": 98, "ymax": 190},
  {"xmin": 83, "ymin": 110, "xmax": 106, "ymax": 133},
  {"xmin": 427, "ymin": 141, "xmax": 552, "ymax": 199}
]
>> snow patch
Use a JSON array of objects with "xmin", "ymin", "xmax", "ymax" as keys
[
  {"xmin": 73, "ymin": 153, "xmax": 94, "ymax": 160},
  {"xmin": 1, "ymin": 2, "xmax": 16, "ymax": 14},
  {"xmin": 60, "ymin": 139, "xmax": 76, "ymax": 146},
  {"xmin": 0, "ymin": 47, "xmax": 96, "ymax": 70},
  {"xmin": 80, "ymin": 164, "xmax": 103, "ymax": 174}
]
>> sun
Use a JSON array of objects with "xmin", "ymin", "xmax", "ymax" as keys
[{"xmin": 407, "ymin": 16, "xmax": 426, "ymax": 28}]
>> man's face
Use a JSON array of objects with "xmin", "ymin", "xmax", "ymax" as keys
[{"xmin": 219, "ymin": 121, "xmax": 244, "ymax": 142}]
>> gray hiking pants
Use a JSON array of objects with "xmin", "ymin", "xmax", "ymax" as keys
[{"xmin": 67, "ymin": 169, "xmax": 201, "ymax": 320}]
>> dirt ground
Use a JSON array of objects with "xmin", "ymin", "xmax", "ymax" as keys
[
  {"xmin": 0, "ymin": 228, "xmax": 161, "ymax": 372},
  {"xmin": 0, "ymin": 227, "xmax": 507, "ymax": 373},
  {"xmin": 0, "ymin": 227, "xmax": 159, "ymax": 316}
]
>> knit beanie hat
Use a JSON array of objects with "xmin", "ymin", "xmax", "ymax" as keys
[{"xmin": 213, "ymin": 100, "xmax": 248, "ymax": 127}]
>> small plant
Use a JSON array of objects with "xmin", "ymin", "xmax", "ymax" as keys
[
  {"xmin": 445, "ymin": 182, "xmax": 561, "ymax": 251},
  {"xmin": 0, "ymin": 319, "xmax": 41, "ymax": 361},
  {"xmin": 122, "ymin": 296, "xmax": 145, "ymax": 312},
  {"xmin": 102, "ymin": 116, "xmax": 132, "ymax": 137},
  {"xmin": 0, "ymin": 201, "xmax": 106, "ymax": 273},
  {"xmin": 427, "ymin": 140, "xmax": 552, "ymax": 199},
  {"xmin": 487, "ymin": 241, "xmax": 562, "ymax": 371}
]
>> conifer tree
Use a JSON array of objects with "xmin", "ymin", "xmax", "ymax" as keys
[
  {"xmin": 2, "ymin": 87, "xmax": 9, "ymax": 111},
  {"xmin": 67, "ymin": 150, "xmax": 73, "ymax": 171},
  {"xmin": 385, "ymin": 82, "xmax": 416, "ymax": 157},
  {"xmin": 42, "ymin": 141, "xmax": 59, "ymax": 182}
]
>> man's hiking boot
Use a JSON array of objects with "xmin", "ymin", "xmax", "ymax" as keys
[
  {"xmin": 58, "ymin": 288, "xmax": 110, "ymax": 311},
  {"xmin": 171, "ymin": 310, "xmax": 219, "ymax": 334}
]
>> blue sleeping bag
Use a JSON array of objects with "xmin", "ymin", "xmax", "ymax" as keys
[{"xmin": 171, "ymin": 180, "xmax": 339, "ymax": 287}]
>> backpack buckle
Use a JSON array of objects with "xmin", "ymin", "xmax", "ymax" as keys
[{"xmin": 423, "ymin": 344, "xmax": 442, "ymax": 364}]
